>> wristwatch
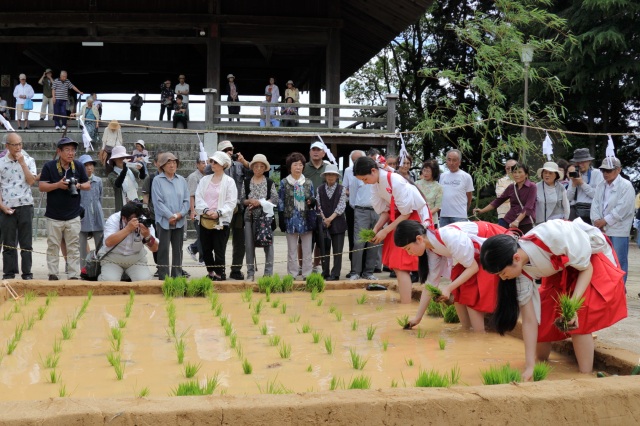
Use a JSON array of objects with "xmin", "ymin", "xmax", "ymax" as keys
[{"xmin": 172, "ymin": 213, "xmax": 178, "ymax": 219}]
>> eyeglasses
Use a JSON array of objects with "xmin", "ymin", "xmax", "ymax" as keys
[
  {"xmin": 61, "ymin": 148, "xmax": 76, "ymax": 153},
  {"xmin": 601, "ymin": 169, "xmax": 617, "ymax": 173},
  {"xmin": 7, "ymin": 142, "xmax": 22, "ymax": 147}
]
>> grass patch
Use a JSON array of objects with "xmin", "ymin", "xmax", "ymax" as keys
[
  {"xmin": 481, "ymin": 363, "xmax": 522, "ymax": 385},
  {"xmin": 442, "ymin": 305, "xmax": 460, "ymax": 323},
  {"xmin": 324, "ymin": 336, "xmax": 335, "ymax": 354},
  {"xmin": 438, "ymin": 338, "xmax": 446, "ymax": 350},
  {"xmin": 316, "ymin": 298, "xmax": 323, "ymax": 307},
  {"xmin": 305, "ymin": 273, "xmax": 325, "ymax": 293},
  {"xmin": 348, "ymin": 375, "xmax": 371, "ymax": 390},
  {"xmin": 270, "ymin": 298, "xmax": 280, "ymax": 308},
  {"xmin": 282, "ymin": 275, "xmax": 294, "ymax": 292},
  {"xmin": 349, "ymin": 348, "xmax": 369, "ymax": 370},
  {"xmin": 183, "ymin": 362, "xmax": 202, "ymax": 378},
  {"xmin": 186, "ymin": 276, "xmax": 212, "ymax": 297},
  {"xmin": 162, "ymin": 276, "xmax": 187, "ymax": 298},
  {"xmin": 172, "ymin": 375, "xmax": 220, "ymax": 396},
  {"xmin": 118, "ymin": 318, "xmax": 127, "ymax": 329},
  {"xmin": 310, "ymin": 287, "xmax": 318, "ymax": 300},
  {"xmin": 533, "ymin": 362, "xmax": 553, "ymax": 381},
  {"xmin": 241, "ymin": 288, "xmax": 253, "ymax": 303},
  {"xmin": 330, "ymin": 376, "xmax": 344, "ymax": 390},
  {"xmin": 253, "ymin": 298, "xmax": 265, "ymax": 315},
  {"xmin": 366, "ymin": 324, "xmax": 377, "ymax": 341},
  {"xmin": 334, "ymin": 310, "xmax": 342, "ymax": 322},
  {"xmin": 114, "ymin": 359, "xmax": 126, "ymax": 380},
  {"xmin": 357, "ymin": 228, "xmax": 376, "ymax": 243},
  {"xmin": 555, "ymin": 294, "xmax": 585, "ymax": 332},
  {"xmin": 312, "ymin": 331, "xmax": 322, "ymax": 344},
  {"xmin": 257, "ymin": 276, "xmax": 273, "ymax": 294},
  {"xmin": 405, "ymin": 358, "xmax": 414, "ymax": 367},
  {"xmin": 415, "ymin": 366, "xmax": 460, "ymax": 387},
  {"xmin": 271, "ymin": 274, "xmax": 283, "ymax": 293},
  {"xmin": 52, "ymin": 338, "xmax": 62, "ymax": 354},
  {"xmin": 396, "ymin": 315, "xmax": 409, "ymax": 328},
  {"xmin": 259, "ymin": 323, "xmax": 268, "ymax": 335},
  {"xmin": 356, "ymin": 294, "xmax": 367, "ymax": 305},
  {"xmin": 268, "ymin": 335, "xmax": 281, "ymax": 346},
  {"xmin": 242, "ymin": 358, "xmax": 253, "ymax": 374},
  {"xmin": 257, "ymin": 376, "xmax": 292, "ymax": 394},
  {"xmin": 351, "ymin": 319, "xmax": 359, "ymax": 331},
  {"xmin": 278, "ymin": 342, "xmax": 291, "ymax": 359}
]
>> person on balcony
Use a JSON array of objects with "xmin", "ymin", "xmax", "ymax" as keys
[
  {"xmin": 260, "ymin": 92, "xmax": 280, "ymax": 127},
  {"xmin": 172, "ymin": 95, "xmax": 188, "ymax": 129},
  {"xmin": 265, "ymin": 77, "xmax": 280, "ymax": 103},
  {"xmin": 224, "ymin": 74, "xmax": 240, "ymax": 122},
  {"xmin": 281, "ymin": 97, "xmax": 298, "ymax": 127},
  {"xmin": 284, "ymin": 80, "xmax": 299, "ymax": 102}
]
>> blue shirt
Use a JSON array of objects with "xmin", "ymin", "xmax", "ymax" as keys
[{"xmin": 151, "ymin": 172, "xmax": 190, "ymax": 230}]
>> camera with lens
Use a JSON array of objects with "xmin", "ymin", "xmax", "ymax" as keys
[
  {"xmin": 138, "ymin": 215, "xmax": 155, "ymax": 228},
  {"xmin": 65, "ymin": 177, "xmax": 79, "ymax": 197},
  {"xmin": 231, "ymin": 153, "xmax": 239, "ymax": 161},
  {"xmin": 568, "ymin": 171, "xmax": 580, "ymax": 178}
]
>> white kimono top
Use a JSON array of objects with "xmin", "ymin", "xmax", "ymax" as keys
[{"xmin": 370, "ymin": 169, "xmax": 431, "ymax": 226}]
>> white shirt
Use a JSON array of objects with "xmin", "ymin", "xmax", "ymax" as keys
[
  {"xmin": 101, "ymin": 212, "xmax": 157, "ymax": 257},
  {"xmin": 13, "ymin": 83, "xmax": 34, "ymax": 105},
  {"xmin": 425, "ymin": 222, "xmax": 481, "ymax": 285},
  {"xmin": 495, "ymin": 175, "xmax": 513, "ymax": 219},
  {"xmin": 439, "ymin": 169, "xmax": 474, "ymax": 218},
  {"xmin": 370, "ymin": 169, "xmax": 430, "ymax": 225},
  {"xmin": 0, "ymin": 151, "xmax": 36, "ymax": 207},
  {"xmin": 590, "ymin": 175, "xmax": 635, "ymax": 237},
  {"xmin": 175, "ymin": 82, "xmax": 190, "ymax": 103},
  {"xmin": 566, "ymin": 168, "xmax": 604, "ymax": 204}
]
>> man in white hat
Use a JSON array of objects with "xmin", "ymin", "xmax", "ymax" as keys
[
  {"xmin": 38, "ymin": 68, "xmax": 54, "ymax": 120},
  {"xmin": 13, "ymin": 74, "xmax": 34, "ymax": 130},
  {"xmin": 591, "ymin": 157, "xmax": 635, "ymax": 284},
  {"xmin": 186, "ymin": 153, "xmax": 208, "ymax": 265},
  {"xmin": 175, "ymin": 74, "xmax": 190, "ymax": 104}
]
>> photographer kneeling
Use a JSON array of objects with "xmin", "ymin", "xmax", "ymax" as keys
[{"xmin": 98, "ymin": 202, "xmax": 159, "ymax": 282}]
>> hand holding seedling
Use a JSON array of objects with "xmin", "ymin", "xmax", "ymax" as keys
[
  {"xmin": 371, "ymin": 227, "xmax": 389, "ymax": 244},
  {"xmin": 566, "ymin": 314, "xmax": 579, "ymax": 330},
  {"xmin": 407, "ymin": 317, "xmax": 421, "ymax": 329}
]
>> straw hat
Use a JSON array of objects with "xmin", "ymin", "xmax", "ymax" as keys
[
  {"xmin": 217, "ymin": 140, "xmax": 234, "ymax": 151},
  {"xmin": 227, "ymin": 74, "xmax": 235, "ymax": 79},
  {"xmin": 78, "ymin": 154, "xmax": 97, "ymax": 165},
  {"xmin": 249, "ymin": 154, "xmax": 270, "ymax": 171},
  {"xmin": 108, "ymin": 146, "xmax": 134, "ymax": 165},
  {"xmin": 321, "ymin": 164, "xmax": 340, "ymax": 176},
  {"xmin": 210, "ymin": 151, "xmax": 232, "ymax": 170},
  {"xmin": 286, "ymin": 80, "xmax": 294, "ymax": 85},
  {"xmin": 157, "ymin": 152, "xmax": 179, "ymax": 169},
  {"xmin": 536, "ymin": 161, "xmax": 563, "ymax": 180},
  {"xmin": 107, "ymin": 120, "xmax": 121, "ymax": 131}
]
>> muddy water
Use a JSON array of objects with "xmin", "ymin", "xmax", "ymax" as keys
[{"xmin": 0, "ymin": 291, "xmax": 584, "ymax": 400}]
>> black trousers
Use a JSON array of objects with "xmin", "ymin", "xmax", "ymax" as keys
[
  {"xmin": 159, "ymin": 104, "xmax": 172, "ymax": 121},
  {"xmin": 201, "ymin": 225, "xmax": 230, "ymax": 277},
  {"xmin": 0, "ymin": 205, "xmax": 31, "ymax": 277}
]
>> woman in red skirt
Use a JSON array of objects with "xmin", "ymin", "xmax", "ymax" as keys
[
  {"xmin": 395, "ymin": 220, "xmax": 508, "ymax": 332},
  {"xmin": 354, "ymin": 156, "xmax": 431, "ymax": 303},
  {"xmin": 480, "ymin": 219, "xmax": 627, "ymax": 380}
]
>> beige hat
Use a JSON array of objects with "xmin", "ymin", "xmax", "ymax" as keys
[
  {"xmin": 45, "ymin": 68, "xmax": 52, "ymax": 73},
  {"xmin": 321, "ymin": 164, "xmax": 340, "ymax": 176},
  {"xmin": 227, "ymin": 74, "xmax": 235, "ymax": 79},
  {"xmin": 178, "ymin": 74, "xmax": 186, "ymax": 79},
  {"xmin": 286, "ymin": 80, "xmax": 294, "ymax": 85},
  {"xmin": 217, "ymin": 140, "xmax": 234, "ymax": 151},
  {"xmin": 158, "ymin": 152, "xmax": 179, "ymax": 170},
  {"xmin": 598, "ymin": 157, "xmax": 621, "ymax": 170},
  {"xmin": 249, "ymin": 154, "xmax": 270, "ymax": 171},
  {"xmin": 536, "ymin": 161, "xmax": 563, "ymax": 180},
  {"xmin": 108, "ymin": 146, "xmax": 134, "ymax": 165},
  {"xmin": 108, "ymin": 120, "xmax": 121, "ymax": 131},
  {"xmin": 19, "ymin": 74, "xmax": 26, "ymax": 80},
  {"xmin": 135, "ymin": 139, "xmax": 145, "ymax": 148},
  {"xmin": 210, "ymin": 151, "xmax": 232, "ymax": 170}
]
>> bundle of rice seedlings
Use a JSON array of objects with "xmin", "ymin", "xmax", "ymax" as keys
[
  {"xmin": 427, "ymin": 299, "xmax": 444, "ymax": 317},
  {"xmin": 442, "ymin": 305, "xmax": 460, "ymax": 323},
  {"xmin": 257, "ymin": 276, "xmax": 273, "ymax": 294},
  {"xmin": 357, "ymin": 228, "xmax": 376, "ymax": 243},
  {"xmin": 271, "ymin": 274, "xmax": 283, "ymax": 293},
  {"xmin": 554, "ymin": 294, "xmax": 585, "ymax": 332},
  {"xmin": 305, "ymin": 273, "xmax": 325, "ymax": 293},
  {"xmin": 481, "ymin": 363, "xmax": 522, "ymax": 385},
  {"xmin": 533, "ymin": 362, "xmax": 552, "ymax": 381},
  {"xmin": 282, "ymin": 275, "xmax": 294, "ymax": 292}
]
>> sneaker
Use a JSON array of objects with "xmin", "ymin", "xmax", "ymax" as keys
[
  {"xmin": 55, "ymin": 126, "xmax": 60, "ymax": 130},
  {"xmin": 181, "ymin": 270, "xmax": 191, "ymax": 278},
  {"xmin": 61, "ymin": 125, "xmax": 67, "ymax": 130},
  {"xmin": 21, "ymin": 274, "xmax": 33, "ymax": 280},
  {"xmin": 361, "ymin": 273, "xmax": 379, "ymax": 281},
  {"xmin": 186, "ymin": 245, "xmax": 198, "ymax": 261},
  {"xmin": 229, "ymin": 271, "xmax": 244, "ymax": 280},
  {"xmin": 198, "ymin": 261, "xmax": 205, "ymax": 266},
  {"xmin": 312, "ymin": 265, "xmax": 323, "ymax": 274},
  {"xmin": 345, "ymin": 271, "xmax": 357, "ymax": 279},
  {"xmin": 389, "ymin": 271, "xmax": 397, "ymax": 278},
  {"xmin": 48, "ymin": 275, "xmax": 59, "ymax": 281},
  {"xmin": 153, "ymin": 270, "xmax": 159, "ymax": 277},
  {"xmin": 350, "ymin": 274, "xmax": 361, "ymax": 281},
  {"xmin": 325, "ymin": 276, "xmax": 339, "ymax": 281}
]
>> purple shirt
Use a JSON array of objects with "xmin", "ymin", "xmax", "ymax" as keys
[{"xmin": 490, "ymin": 179, "xmax": 537, "ymax": 224}]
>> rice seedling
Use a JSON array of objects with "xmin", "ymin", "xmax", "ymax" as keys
[
  {"xmin": 48, "ymin": 369, "xmax": 61, "ymax": 384},
  {"xmin": 37, "ymin": 305, "xmax": 48, "ymax": 320},
  {"xmin": 305, "ymin": 273, "xmax": 325, "ymax": 293},
  {"xmin": 6, "ymin": 339, "xmax": 18, "ymax": 355},
  {"xmin": 310, "ymin": 287, "xmax": 318, "ymax": 301},
  {"xmin": 117, "ymin": 318, "xmax": 127, "ymax": 329},
  {"xmin": 114, "ymin": 359, "xmax": 126, "ymax": 380},
  {"xmin": 137, "ymin": 387, "xmax": 150, "ymax": 398},
  {"xmin": 172, "ymin": 375, "xmax": 220, "ymax": 396},
  {"xmin": 58, "ymin": 384, "xmax": 69, "ymax": 397},
  {"xmin": 282, "ymin": 275, "xmax": 294, "ymax": 292},
  {"xmin": 124, "ymin": 302, "xmax": 133, "ymax": 318},
  {"xmin": 328, "ymin": 305, "xmax": 336, "ymax": 314},
  {"xmin": 257, "ymin": 376, "xmax": 292, "ymax": 394},
  {"xmin": 106, "ymin": 351, "xmax": 120, "ymax": 367},
  {"xmin": 334, "ymin": 310, "xmax": 343, "ymax": 322},
  {"xmin": 253, "ymin": 298, "xmax": 265, "ymax": 315},
  {"xmin": 396, "ymin": 315, "xmax": 410, "ymax": 328},
  {"xmin": 229, "ymin": 332, "xmax": 238, "ymax": 348},
  {"xmin": 111, "ymin": 326, "xmax": 122, "ymax": 341},
  {"xmin": 186, "ymin": 276, "xmax": 213, "ymax": 297},
  {"xmin": 12, "ymin": 303, "xmax": 21, "ymax": 314},
  {"xmin": 366, "ymin": 324, "xmax": 377, "ymax": 341},
  {"xmin": 311, "ymin": 331, "xmax": 322, "ymax": 344},
  {"xmin": 45, "ymin": 291, "xmax": 58, "ymax": 305},
  {"xmin": 271, "ymin": 298, "xmax": 280, "ymax": 308},
  {"xmin": 415, "ymin": 366, "xmax": 461, "ymax": 387},
  {"xmin": 183, "ymin": 362, "xmax": 202, "ymax": 379},
  {"xmin": 259, "ymin": 323, "xmax": 268, "ymax": 335},
  {"xmin": 86, "ymin": 290, "xmax": 93, "ymax": 301},
  {"xmin": 175, "ymin": 338, "xmax": 187, "ymax": 364},
  {"xmin": 129, "ymin": 289, "xmax": 135, "ymax": 302},
  {"xmin": 405, "ymin": 358, "xmax": 414, "ymax": 367},
  {"xmin": 265, "ymin": 287, "xmax": 271, "ymax": 302},
  {"xmin": 214, "ymin": 305, "xmax": 223, "ymax": 317},
  {"xmin": 12, "ymin": 323, "xmax": 25, "ymax": 341},
  {"xmin": 23, "ymin": 291, "xmax": 37, "ymax": 304},
  {"xmin": 555, "ymin": 294, "xmax": 586, "ymax": 332},
  {"xmin": 356, "ymin": 294, "xmax": 367, "ymax": 305},
  {"xmin": 358, "ymin": 228, "xmax": 376, "ymax": 243},
  {"xmin": 427, "ymin": 299, "xmax": 444, "ymax": 317},
  {"xmin": 289, "ymin": 313, "xmax": 300, "ymax": 323},
  {"xmin": 316, "ymin": 298, "xmax": 323, "ymax": 307},
  {"xmin": 280, "ymin": 303, "xmax": 287, "ymax": 314},
  {"xmin": 257, "ymin": 275, "xmax": 273, "ymax": 294},
  {"xmin": 329, "ymin": 376, "xmax": 344, "ymax": 390},
  {"xmin": 533, "ymin": 362, "xmax": 553, "ymax": 381},
  {"xmin": 208, "ymin": 292, "xmax": 219, "ymax": 310},
  {"xmin": 349, "ymin": 348, "xmax": 369, "ymax": 370},
  {"xmin": 425, "ymin": 284, "xmax": 442, "ymax": 298},
  {"xmin": 241, "ymin": 287, "xmax": 253, "ymax": 303},
  {"xmin": 376, "ymin": 305, "xmax": 383, "ymax": 311},
  {"xmin": 61, "ymin": 321, "xmax": 73, "ymax": 340},
  {"xmin": 41, "ymin": 352, "xmax": 60, "ymax": 369},
  {"xmin": 219, "ymin": 315, "xmax": 229, "ymax": 327},
  {"xmin": 69, "ymin": 315, "xmax": 79, "ymax": 330},
  {"xmin": 162, "ymin": 276, "xmax": 187, "ymax": 298},
  {"xmin": 25, "ymin": 314, "xmax": 36, "ymax": 331},
  {"xmin": 235, "ymin": 343, "xmax": 244, "ymax": 359},
  {"xmin": 442, "ymin": 305, "xmax": 460, "ymax": 324},
  {"xmin": 242, "ymin": 358, "xmax": 253, "ymax": 374},
  {"xmin": 3, "ymin": 312, "xmax": 13, "ymax": 321},
  {"xmin": 416, "ymin": 328, "xmax": 427, "ymax": 339},
  {"xmin": 351, "ymin": 319, "xmax": 359, "ymax": 331},
  {"xmin": 52, "ymin": 338, "xmax": 62, "ymax": 354},
  {"xmin": 382, "ymin": 338, "xmax": 389, "ymax": 351},
  {"xmin": 300, "ymin": 322, "xmax": 311, "ymax": 334},
  {"xmin": 481, "ymin": 363, "xmax": 522, "ymax": 385},
  {"xmin": 78, "ymin": 298, "xmax": 90, "ymax": 318},
  {"xmin": 223, "ymin": 322, "xmax": 233, "ymax": 337},
  {"xmin": 391, "ymin": 379, "xmax": 398, "ymax": 388},
  {"xmin": 278, "ymin": 342, "xmax": 291, "ymax": 359},
  {"xmin": 271, "ymin": 274, "xmax": 283, "ymax": 293},
  {"xmin": 251, "ymin": 313, "xmax": 260, "ymax": 325},
  {"xmin": 324, "ymin": 336, "xmax": 335, "ymax": 354},
  {"xmin": 268, "ymin": 335, "xmax": 281, "ymax": 346},
  {"xmin": 438, "ymin": 338, "xmax": 446, "ymax": 350},
  {"xmin": 348, "ymin": 375, "xmax": 371, "ymax": 390},
  {"xmin": 306, "ymin": 364, "xmax": 313, "ymax": 372}
]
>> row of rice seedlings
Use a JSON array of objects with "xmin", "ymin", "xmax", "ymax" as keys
[
  {"xmin": 162, "ymin": 276, "xmax": 187, "ymax": 298},
  {"xmin": 305, "ymin": 273, "xmax": 325, "ymax": 293},
  {"xmin": 280, "ymin": 303, "xmax": 287, "ymax": 314},
  {"xmin": 351, "ymin": 319, "xmax": 359, "ymax": 331},
  {"xmin": 183, "ymin": 361, "xmax": 202, "ymax": 379},
  {"xmin": 253, "ymin": 298, "xmax": 265, "ymax": 315},
  {"xmin": 76, "ymin": 290, "xmax": 93, "ymax": 320},
  {"xmin": 356, "ymin": 294, "xmax": 367, "ymax": 305},
  {"xmin": 366, "ymin": 324, "xmax": 377, "ymax": 341},
  {"xmin": 259, "ymin": 323, "xmax": 268, "ymax": 335},
  {"xmin": 349, "ymin": 348, "xmax": 369, "ymax": 370},
  {"xmin": 241, "ymin": 288, "xmax": 253, "ymax": 303},
  {"xmin": 480, "ymin": 363, "xmax": 522, "ymax": 385},
  {"xmin": 6, "ymin": 323, "xmax": 25, "ymax": 355},
  {"xmin": 257, "ymin": 376, "xmax": 292, "ymax": 394},
  {"xmin": 172, "ymin": 374, "xmax": 220, "ymax": 396},
  {"xmin": 257, "ymin": 274, "xmax": 293, "ymax": 294},
  {"xmin": 415, "ymin": 365, "xmax": 461, "ymax": 387},
  {"xmin": 40, "ymin": 352, "xmax": 61, "ymax": 369},
  {"xmin": 329, "ymin": 375, "xmax": 372, "ymax": 390},
  {"xmin": 310, "ymin": 287, "xmax": 318, "ymax": 301},
  {"xmin": 124, "ymin": 290, "xmax": 135, "ymax": 318},
  {"xmin": 109, "ymin": 326, "xmax": 123, "ymax": 352},
  {"xmin": 22, "ymin": 290, "xmax": 37, "ymax": 305},
  {"xmin": 533, "ymin": 362, "xmax": 553, "ymax": 381}
]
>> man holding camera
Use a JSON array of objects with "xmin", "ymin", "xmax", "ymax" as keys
[
  {"xmin": 566, "ymin": 148, "xmax": 604, "ymax": 225},
  {"xmin": 39, "ymin": 137, "xmax": 90, "ymax": 280},
  {"xmin": 99, "ymin": 201, "xmax": 159, "ymax": 281}
]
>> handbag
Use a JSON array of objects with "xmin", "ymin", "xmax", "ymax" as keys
[
  {"xmin": 200, "ymin": 215, "xmax": 218, "ymax": 230},
  {"xmin": 82, "ymin": 236, "xmax": 122, "ymax": 281},
  {"xmin": 23, "ymin": 99, "xmax": 33, "ymax": 110},
  {"xmin": 253, "ymin": 212, "xmax": 274, "ymax": 247},
  {"xmin": 573, "ymin": 202, "xmax": 592, "ymax": 222}
]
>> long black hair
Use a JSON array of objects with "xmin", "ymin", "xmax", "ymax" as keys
[
  {"xmin": 480, "ymin": 234, "xmax": 520, "ymax": 335},
  {"xmin": 353, "ymin": 156, "xmax": 377, "ymax": 176},
  {"xmin": 394, "ymin": 220, "xmax": 430, "ymax": 285}
]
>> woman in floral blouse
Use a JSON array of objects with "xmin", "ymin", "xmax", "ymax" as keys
[{"xmin": 415, "ymin": 159, "xmax": 443, "ymax": 226}]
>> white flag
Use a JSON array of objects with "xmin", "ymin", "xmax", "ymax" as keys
[
  {"xmin": 542, "ymin": 132, "xmax": 553, "ymax": 160},
  {"xmin": 396, "ymin": 129, "xmax": 410, "ymax": 168},
  {"xmin": 316, "ymin": 135, "xmax": 336, "ymax": 165},
  {"xmin": 196, "ymin": 133, "xmax": 207, "ymax": 162},
  {"xmin": 605, "ymin": 134, "xmax": 616, "ymax": 169},
  {"xmin": 78, "ymin": 115, "xmax": 94, "ymax": 152}
]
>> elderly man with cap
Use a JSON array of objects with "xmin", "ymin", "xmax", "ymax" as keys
[
  {"xmin": 195, "ymin": 151, "xmax": 237, "ymax": 280},
  {"xmin": 159, "ymin": 79, "xmax": 174, "ymax": 121},
  {"xmin": 591, "ymin": 157, "xmax": 635, "ymax": 284},
  {"xmin": 38, "ymin": 68, "xmax": 54, "ymax": 120},
  {"xmin": 39, "ymin": 137, "xmax": 90, "ymax": 280},
  {"xmin": 13, "ymin": 74, "xmax": 34, "ymax": 130},
  {"xmin": 304, "ymin": 141, "xmax": 328, "ymax": 273},
  {"xmin": 175, "ymin": 74, "xmax": 190, "ymax": 104},
  {"xmin": 152, "ymin": 152, "xmax": 190, "ymax": 279},
  {"xmin": 78, "ymin": 154, "xmax": 104, "ymax": 269},
  {"xmin": 260, "ymin": 91, "xmax": 280, "ymax": 127},
  {"xmin": 0, "ymin": 132, "xmax": 36, "ymax": 279},
  {"xmin": 566, "ymin": 148, "xmax": 604, "ymax": 225},
  {"xmin": 108, "ymin": 146, "xmax": 145, "ymax": 213},
  {"xmin": 224, "ymin": 74, "xmax": 240, "ymax": 121}
]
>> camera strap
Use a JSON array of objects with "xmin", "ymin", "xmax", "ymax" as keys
[{"xmin": 56, "ymin": 158, "xmax": 75, "ymax": 177}]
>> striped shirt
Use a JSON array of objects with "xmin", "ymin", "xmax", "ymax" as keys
[{"xmin": 52, "ymin": 79, "xmax": 75, "ymax": 101}]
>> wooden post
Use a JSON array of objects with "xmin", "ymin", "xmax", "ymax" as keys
[
  {"xmin": 206, "ymin": 23, "xmax": 221, "ymax": 127},
  {"xmin": 310, "ymin": 70, "xmax": 321, "ymax": 124},
  {"xmin": 265, "ymin": 103, "xmax": 271, "ymax": 127},
  {"xmin": 326, "ymin": 27, "xmax": 340, "ymax": 128},
  {"xmin": 386, "ymin": 93, "xmax": 399, "ymax": 154}
]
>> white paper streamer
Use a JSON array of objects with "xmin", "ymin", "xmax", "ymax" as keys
[
  {"xmin": 315, "ymin": 135, "xmax": 336, "ymax": 165},
  {"xmin": 0, "ymin": 114, "xmax": 15, "ymax": 131},
  {"xmin": 605, "ymin": 134, "xmax": 616, "ymax": 168},
  {"xmin": 396, "ymin": 129, "xmax": 410, "ymax": 168},
  {"xmin": 78, "ymin": 115, "xmax": 94, "ymax": 152},
  {"xmin": 196, "ymin": 133, "xmax": 207, "ymax": 161},
  {"xmin": 542, "ymin": 132, "xmax": 553, "ymax": 160}
]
